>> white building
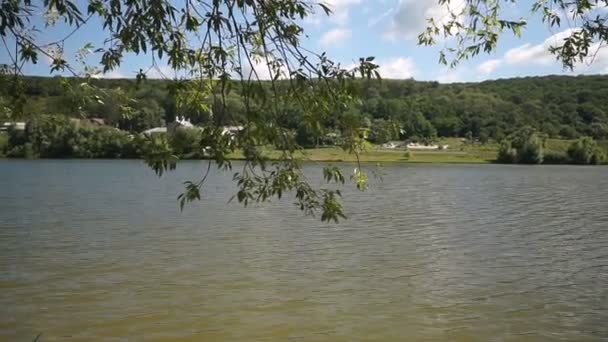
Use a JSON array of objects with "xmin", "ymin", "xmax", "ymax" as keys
[
  {"xmin": 0, "ymin": 122, "xmax": 25, "ymax": 131},
  {"xmin": 143, "ymin": 127, "xmax": 167, "ymax": 134},
  {"xmin": 222, "ymin": 126, "xmax": 244, "ymax": 136}
]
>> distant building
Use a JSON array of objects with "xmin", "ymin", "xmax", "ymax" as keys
[
  {"xmin": 87, "ymin": 118, "xmax": 106, "ymax": 126},
  {"xmin": 0, "ymin": 122, "xmax": 25, "ymax": 131},
  {"xmin": 167, "ymin": 116, "xmax": 196, "ymax": 133},
  {"xmin": 382, "ymin": 141, "xmax": 406, "ymax": 149},
  {"xmin": 406, "ymin": 143, "xmax": 449, "ymax": 150},
  {"xmin": 357, "ymin": 128, "xmax": 370, "ymax": 140},
  {"xmin": 222, "ymin": 125, "xmax": 244, "ymax": 136},
  {"xmin": 323, "ymin": 132, "xmax": 341, "ymax": 145},
  {"xmin": 143, "ymin": 127, "xmax": 167, "ymax": 134}
]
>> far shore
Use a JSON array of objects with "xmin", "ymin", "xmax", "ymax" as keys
[{"xmin": 2, "ymin": 136, "xmax": 608, "ymax": 165}]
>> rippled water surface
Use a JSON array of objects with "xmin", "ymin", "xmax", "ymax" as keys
[{"xmin": 1, "ymin": 160, "xmax": 607, "ymax": 341}]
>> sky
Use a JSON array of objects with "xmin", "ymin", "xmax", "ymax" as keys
[{"xmin": 2, "ymin": 0, "xmax": 608, "ymax": 83}]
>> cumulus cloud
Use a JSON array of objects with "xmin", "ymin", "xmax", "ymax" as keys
[
  {"xmin": 477, "ymin": 59, "xmax": 502, "ymax": 75},
  {"xmin": 579, "ymin": 43, "xmax": 608, "ymax": 74},
  {"xmin": 379, "ymin": 57, "xmax": 416, "ymax": 79},
  {"xmin": 504, "ymin": 28, "xmax": 579, "ymax": 66},
  {"xmin": 239, "ymin": 56, "xmax": 290, "ymax": 81},
  {"xmin": 479, "ymin": 28, "xmax": 608, "ymax": 76},
  {"xmin": 385, "ymin": 0, "xmax": 465, "ymax": 41},
  {"xmin": 319, "ymin": 28, "xmax": 352, "ymax": 48},
  {"xmin": 436, "ymin": 68, "xmax": 465, "ymax": 83}
]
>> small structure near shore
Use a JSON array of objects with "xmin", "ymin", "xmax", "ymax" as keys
[
  {"xmin": 407, "ymin": 142, "xmax": 449, "ymax": 150},
  {"xmin": 167, "ymin": 116, "xmax": 195, "ymax": 133},
  {"xmin": 143, "ymin": 127, "xmax": 167, "ymax": 134},
  {"xmin": 0, "ymin": 122, "xmax": 25, "ymax": 131},
  {"xmin": 382, "ymin": 141, "xmax": 407, "ymax": 149},
  {"xmin": 381, "ymin": 140, "xmax": 449, "ymax": 150}
]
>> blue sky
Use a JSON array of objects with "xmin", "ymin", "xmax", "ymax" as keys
[{"xmin": 3, "ymin": 0, "xmax": 607, "ymax": 82}]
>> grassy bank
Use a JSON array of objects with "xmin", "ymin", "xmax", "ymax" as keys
[
  {"xmin": 0, "ymin": 132, "xmax": 7, "ymax": 157},
  {"xmin": 227, "ymin": 138, "xmax": 608, "ymax": 164},
  {"xmin": 226, "ymin": 138, "xmax": 497, "ymax": 164},
  {"xmin": 2, "ymin": 131, "xmax": 605, "ymax": 164}
]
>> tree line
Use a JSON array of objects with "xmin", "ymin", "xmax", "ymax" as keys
[
  {"xmin": 3, "ymin": 74, "xmax": 608, "ymax": 142},
  {"xmin": 1, "ymin": 74, "xmax": 607, "ymax": 165}
]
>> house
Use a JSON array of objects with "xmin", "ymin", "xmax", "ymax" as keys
[
  {"xmin": 405, "ymin": 143, "xmax": 449, "ymax": 150},
  {"xmin": 87, "ymin": 117, "xmax": 106, "ymax": 126},
  {"xmin": 323, "ymin": 132, "xmax": 341, "ymax": 145},
  {"xmin": 143, "ymin": 127, "xmax": 167, "ymax": 134},
  {"xmin": 356, "ymin": 128, "xmax": 370, "ymax": 140},
  {"xmin": 222, "ymin": 125, "xmax": 244, "ymax": 136},
  {"xmin": 0, "ymin": 122, "xmax": 25, "ymax": 131},
  {"xmin": 382, "ymin": 141, "xmax": 406, "ymax": 149},
  {"xmin": 167, "ymin": 116, "xmax": 195, "ymax": 133}
]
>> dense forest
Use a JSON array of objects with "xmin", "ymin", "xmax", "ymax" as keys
[
  {"xmin": 1, "ymin": 74, "xmax": 607, "ymax": 164},
  {"xmin": 2, "ymin": 74, "xmax": 608, "ymax": 142}
]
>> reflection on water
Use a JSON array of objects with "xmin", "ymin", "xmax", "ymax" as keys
[{"xmin": 1, "ymin": 160, "xmax": 607, "ymax": 341}]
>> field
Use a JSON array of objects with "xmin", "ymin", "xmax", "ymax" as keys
[
  {"xmin": 226, "ymin": 137, "xmax": 608, "ymax": 164},
  {"xmin": 0, "ymin": 132, "xmax": 7, "ymax": 157},
  {"xmin": 2, "ymin": 131, "xmax": 605, "ymax": 163}
]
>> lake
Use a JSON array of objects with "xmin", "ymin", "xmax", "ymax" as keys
[{"xmin": 1, "ymin": 160, "xmax": 607, "ymax": 341}]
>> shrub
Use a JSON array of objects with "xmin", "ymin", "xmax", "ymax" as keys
[
  {"xmin": 543, "ymin": 151, "xmax": 569, "ymax": 164},
  {"xmin": 5, "ymin": 115, "xmax": 140, "ymax": 159},
  {"xmin": 567, "ymin": 137, "xmax": 607, "ymax": 165},
  {"xmin": 0, "ymin": 132, "xmax": 7, "ymax": 157},
  {"xmin": 6, "ymin": 142, "xmax": 36, "ymax": 158},
  {"xmin": 169, "ymin": 128, "xmax": 204, "ymax": 159},
  {"xmin": 497, "ymin": 140, "xmax": 517, "ymax": 163},
  {"xmin": 496, "ymin": 127, "xmax": 545, "ymax": 164}
]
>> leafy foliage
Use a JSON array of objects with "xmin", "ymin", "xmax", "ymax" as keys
[
  {"xmin": 497, "ymin": 126, "xmax": 545, "ymax": 164},
  {"xmin": 420, "ymin": 0, "xmax": 608, "ymax": 69},
  {"xmin": 3, "ymin": 0, "xmax": 608, "ymax": 221},
  {"xmin": 7, "ymin": 74, "xmax": 608, "ymax": 143},
  {"xmin": 568, "ymin": 136, "xmax": 607, "ymax": 164},
  {"xmin": 4, "ymin": 115, "xmax": 139, "ymax": 158},
  {"xmin": 0, "ymin": 0, "xmax": 383, "ymax": 222}
]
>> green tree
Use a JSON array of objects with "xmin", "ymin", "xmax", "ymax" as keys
[
  {"xmin": 1, "ymin": 0, "xmax": 380, "ymax": 222},
  {"xmin": 568, "ymin": 137, "xmax": 607, "ymax": 165},
  {"xmin": 420, "ymin": 1, "xmax": 608, "ymax": 70},
  {"xmin": 403, "ymin": 112, "xmax": 437, "ymax": 141},
  {"xmin": 498, "ymin": 127, "xmax": 545, "ymax": 164},
  {"xmin": 370, "ymin": 120, "xmax": 400, "ymax": 144}
]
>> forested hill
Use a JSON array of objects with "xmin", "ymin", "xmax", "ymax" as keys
[{"xmin": 4, "ymin": 74, "xmax": 608, "ymax": 142}]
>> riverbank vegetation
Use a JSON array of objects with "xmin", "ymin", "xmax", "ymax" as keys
[
  {"xmin": 2, "ymin": 116, "xmax": 606, "ymax": 165},
  {"xmin": 2, "ymin": 75, "xmax": 608, "ymax": 165},
  {"xmin": 4, "ymin": 75, "xmax": 608, "ymax": 144}
]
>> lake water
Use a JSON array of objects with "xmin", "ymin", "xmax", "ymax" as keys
[{"xmin": 1, "ymin": 160, "xmax": 607, "ymax": 341}]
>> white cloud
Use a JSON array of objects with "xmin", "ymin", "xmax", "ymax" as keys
[
  {"xmin": 477, "ymin": 28, "xmax": 608, "ymax": 77},
  {"xmin": 504, "ymin": 43, "xmax": 551, "ymax": 65},
  {"xmin": 379, "ymin": 57, "xmax": 416, "ymax": 79},
  {"xmin": 504, "ymin": 28, "xmax": 579, "ymax": 66},
  {"xmin": 436, "ymin": 68, "xmax": 465, "ymax": 83},
  {"xmin": 319, "ymin": 28, "xmax": 352, "ymax": 48},
  {"xmin": 241, "ymin": 56, "xmax": 289, "ymax": 81},
  {"xmin": 477, "ymin": 59, "xmax": 502, "ymax": 75},
  {"xmin": 147, "ymin": 64, "xmax": 176, "ymax": 79},
  {"xmin": 385, "ymin": 0, "xmax": 465, "ymax": 41},
  {"xmin": 576, "ymin": 43, "xmax": 608, "ymax": 74}
]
